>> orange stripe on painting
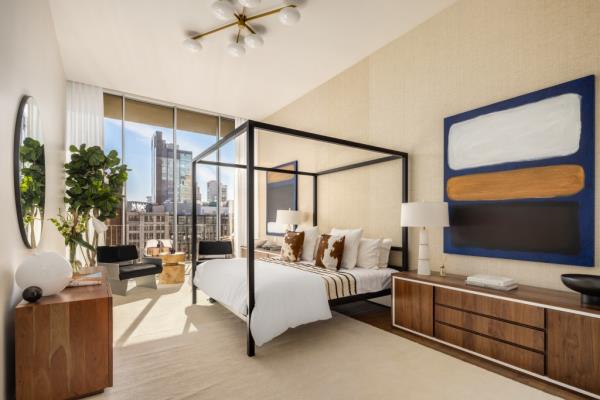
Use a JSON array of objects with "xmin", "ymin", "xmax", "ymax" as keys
[
  {"xmin": 447, "ymin": 165, "xmax": 584, "ymax": 201},
  {"xmin": 267, "ymin": 164, "xmax": 296, "ymax": 184}
]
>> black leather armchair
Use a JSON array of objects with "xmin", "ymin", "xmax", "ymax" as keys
[
  {"xmin": 97, "ymin": 245, "xmax": 163, "ymax": 296},
  {"xmin": 192, "ymin": 240, "xmax": 233, "ymax": 304}
]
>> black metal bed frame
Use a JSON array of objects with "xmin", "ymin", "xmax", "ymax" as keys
[{"xmin": 191, "ymin": 120, "xmax": 409, "ymax": 357}]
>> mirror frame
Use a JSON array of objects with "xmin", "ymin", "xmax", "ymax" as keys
[{"xmin": 14, "ymin": 95, "xmax": 45, "ymax": 249}]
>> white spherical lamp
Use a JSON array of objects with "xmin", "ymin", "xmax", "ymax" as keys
[
  {"xmin": 211, "ymin": 0, "xmax": 236, "ymax": 20},
  {"xmin": 182, "ymin": 38, "xmax": 202, "ymax": 53},
  {"xmin": 227, "ymin": 42, "xmax": 246, "ymax": 57},
  {"xmin": 279, "ymin": 6, "xmax": 301, "ymax": 26},
  {"xmin": 15, "ymin": 252, "xmax": 72, "ymax": 296},
  {"xmin": 244, "ymin": 33, "xmax": 264, "ymax": 49},
  {"xmin": 238, "ymin": 0, "xmax": 260, "ymax": 7}
]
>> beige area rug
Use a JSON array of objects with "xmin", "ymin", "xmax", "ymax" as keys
[{"xmin": 91, "ymin": 279, "xmax": 557, "ymax": 400}]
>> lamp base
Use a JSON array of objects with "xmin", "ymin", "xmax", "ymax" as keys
[{"xmin": 417, "ymin": 227, "xmax": 431, "ymax": 276}]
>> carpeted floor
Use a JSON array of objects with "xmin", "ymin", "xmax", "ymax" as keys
[{"xmin": 91, "ymin": 280, "xmax": 558, "ymax": 400}]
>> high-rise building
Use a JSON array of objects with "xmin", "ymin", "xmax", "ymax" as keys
[
  {"xmin": 178, "ymin": 148, "xmax": 192, "ymax": 202},
  {"xmin": 151, "ymin": 131, "xmax": 192, "ymax": 205},
  {"xmin": 207, "ymin": 180, "xmax": 228, "ymax": 204},
  {"xmin": 220, "ymin": 184, "xmax": 228, "ymax": 204},
  {"xmin": 207, "ymin": 180, "xmax": 218, "ymax": 203}
]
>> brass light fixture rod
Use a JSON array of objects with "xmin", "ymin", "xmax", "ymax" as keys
[{"xmin": 190, "ymin": 4, "xmax": 296, "ymax": 41}]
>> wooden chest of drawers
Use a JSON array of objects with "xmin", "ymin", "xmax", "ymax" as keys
[
  {"xmin": 15, "ymin": 268, "xmax": 113, "ymax": 399},
  {"xmin": 392, "ymin": 272, "xmax": 600, "ymax": 398}
]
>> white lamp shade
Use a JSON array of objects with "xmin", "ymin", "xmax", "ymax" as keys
[
  {"xmin": 400, "ymin": 202, "xmax": 449, "ymax": 227},
  {"xmin": 182, "ymin": 38, "xmax": 202, "ymax": 52},
  {"xmin": 211, "ymin": 0, "xmax": 235, "ymax": 20},
  {"xmin": 15, "ymin": 252, "xmax": 72, "ymax": 296},
  {"xmin": 279, "ymin": 6, "xmax": 301, "ymax": 26},
  {"xmin": 238, "ymin": 0, "xmax": 261, "ymax": 7},
  {"xmin": 244, "ymin": 33, "xmax": 264, "ymax": 48},
  {"xmin": 276, "ymin": 209, "xmax": 302, "ymax": 226},
  {"xmin": 227, "ymin": 42, "xmax": 246, "ymax": 57}
]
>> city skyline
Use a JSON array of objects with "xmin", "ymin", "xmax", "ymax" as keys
[{"xmin": 104, "ymin": 117, "xmax": 236, "ymax": 203}]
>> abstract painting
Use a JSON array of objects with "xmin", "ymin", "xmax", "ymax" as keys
[
  {"xmin": 444, "ymin": 76, "xmax": 595, "ymax": 266},
  {"xmin": 266, "ymin": 161, "xmax": 298, "ymax": 236}
]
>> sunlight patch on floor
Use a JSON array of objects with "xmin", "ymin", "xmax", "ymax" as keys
[{"xmin": 111, "ymin": 280, "xmax": 214, "ymax": 347}]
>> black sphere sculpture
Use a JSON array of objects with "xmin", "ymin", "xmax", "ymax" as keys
[{"xmin": 22, "ymin": 286, "xmax": 43, "ymax": 303}]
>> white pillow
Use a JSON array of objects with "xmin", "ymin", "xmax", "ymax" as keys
[
  {"xmin": 330, "ymin": 228, "xmax": 363, "ymax": 269},
  {"xmin": 378, "ymin": 238, "xmax": 393, "ymax": 268},
  {"xmin": 357, "ymin": 238, "xmax": 382, "ymax": 269},
  {"xmin": 296, "ymin": 226, "xmax": 320, "ymax": 261}
]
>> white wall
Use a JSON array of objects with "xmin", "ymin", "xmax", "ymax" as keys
[
  {"xmin": 265, "ymin": 0, "xmax": 600, "ymax": 291},
  {"xmin": 0, "ymin": 1, "xmax": 66, "ymax": 397}
]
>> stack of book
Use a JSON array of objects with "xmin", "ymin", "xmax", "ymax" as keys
[{"xmin": 465, "ymin": 274, "xmax": 518, "ymax": 291}]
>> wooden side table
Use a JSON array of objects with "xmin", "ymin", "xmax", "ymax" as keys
[
  {"xmin": 158, "ymin": 252, "xmax": 186, "ymax": 284},
  {"xmin": 15, "ymin": 267, "xmax": 113, "ymax": 399}
]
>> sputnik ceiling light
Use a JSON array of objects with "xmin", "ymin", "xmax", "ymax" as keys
[{"xmin": 182, "ymin": 0, "xmax": 301, "ymax": 57}]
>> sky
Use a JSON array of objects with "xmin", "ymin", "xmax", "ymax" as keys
[{"xmin": 104, "ymin": 118, "xmax": 237, "ymax": 203}]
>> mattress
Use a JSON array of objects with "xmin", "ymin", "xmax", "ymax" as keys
[
  {"xmin": 344, "ymin": 267, "xmax": 395, "ymax": 294},
  {"xmin": 296, "ymin": 259, "xmax": 394, "ymax": 294},
  {"xmin": 194, "ymin": 258, "xmax": 395, "ymax": 346}
]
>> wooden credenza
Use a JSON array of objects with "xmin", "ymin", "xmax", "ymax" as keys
[
  {"xmin": 15, "ymin": 268, "xmax": 113, "ymax": 399},
  {"xmin": 392, "ymin": 272, "xmax": 600, "ymax": 398}
]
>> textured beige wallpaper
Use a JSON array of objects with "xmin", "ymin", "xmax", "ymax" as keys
[{"xmin": 263, "ymin": 0, "xmax": 600, "ymax": 291}]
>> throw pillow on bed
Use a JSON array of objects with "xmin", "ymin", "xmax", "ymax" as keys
[
  {"xmin": 315, "ymin": 234, "xmax": 345, "ymax": 271},
  {"xmin": 357, "ymin": 238, "xmax": 382, "ymax": 269},
  {"xmin": 330, "ymin": 228, "xmax": 363, "ymax": 269},
  {"xmin": 378, "ymin": 238, "xmax": 393, "ymax": 268},
  {"xmin": 281, "ymin": 231, "xmax": 305, "ymax": 262},
  {"xmin": 296, "ymin": 226, "xmax": 320, "ymax": 261}
]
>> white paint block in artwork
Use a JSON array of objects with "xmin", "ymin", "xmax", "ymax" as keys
[{"xmin": 448, "ymin": 93, "xmax": 582, "ymax": 170}]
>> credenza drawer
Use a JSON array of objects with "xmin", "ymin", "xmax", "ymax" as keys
[
  {"xmin": 435, "ymin": 305, "xmax": 545, "ymax": 352},
  {"xmin": 435, "ymin": 322, "xmax": 545, "ymax": 375},
  {"xmin": 393, "ymin": 279, "xmax": 434, "ymax": 336},
  {"xmin": 435, "ymin": 287, "xmax": 545, "ymax": 329}
]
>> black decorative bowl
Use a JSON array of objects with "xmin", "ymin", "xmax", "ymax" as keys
[{"xmin": 561, "ymin": 274, "xmax": 600, "ymax": 307}]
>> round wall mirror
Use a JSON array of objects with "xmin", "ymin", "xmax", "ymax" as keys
[{"xmin": 14, "ymin": 96, "xmax": 45, "ymax": 249}]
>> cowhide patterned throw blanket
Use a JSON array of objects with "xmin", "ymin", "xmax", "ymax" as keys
[{"xmin": 263, "ymin": 258, "xmax": 357, "ymax": 300}]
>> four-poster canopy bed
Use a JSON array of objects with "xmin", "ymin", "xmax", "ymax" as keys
[{"xmin": 191, "ymin": 120, "xmax": 409, "ymax": 357}]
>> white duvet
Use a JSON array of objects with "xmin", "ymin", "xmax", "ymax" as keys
[{"xmin": 194, "ymin": 258, "xmax": 332, "ymax": 346}]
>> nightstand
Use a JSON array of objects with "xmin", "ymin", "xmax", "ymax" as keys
[{"xmin": 240, "ymin": 245, "xmax": 280, "ymax": 259}]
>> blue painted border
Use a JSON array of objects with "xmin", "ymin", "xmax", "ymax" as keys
[{"xmin": 443, "ymin": 75, "xmax": 595, "ymax": 267}]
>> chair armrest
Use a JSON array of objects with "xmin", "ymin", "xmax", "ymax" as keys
[
  {"xmin": 142, "ymin": 257, "xmax": 163, "ymax": 267},
  {"xmin": 98, "ymin": 262, "xmax": 122, "ymax": 280}
]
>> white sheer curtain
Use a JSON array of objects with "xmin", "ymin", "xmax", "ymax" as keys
[
  {"xmin": 65, "ymin": 81, "xmax": 105, "ymax": 255},
  {"xmin": 233, "ymin": 118, "xmax": 259, "ymax": 257},
  {"xmin": 66, "ymin": 81, "xmax": 104, "ymax": 149}
]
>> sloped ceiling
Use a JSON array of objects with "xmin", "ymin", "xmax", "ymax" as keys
[{"xmin": 50, "ymin": 0, "xmax": 455, "ymax": 119}]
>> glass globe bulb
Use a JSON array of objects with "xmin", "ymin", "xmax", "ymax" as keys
[
  {"xmin": 238, "ymin": 0, "xmax": 260, "ymax": 7},
  {"xmin": 279, "ymin": 6, "xmax": 301, "ymax": 26},
  {"xmin": 211, "ymin": 0, "xmax": 235, "ymax": 20},
  {"xmin": 182, "ymin": 38, "xmax": 202, "ymax": 53},
  {"xmin": 244, "ymin": 33, "xmax": 264, "ymax": 49},
  {"xmin": 227, "ymin": 42, "xmax": 246, "ymax": 57}
]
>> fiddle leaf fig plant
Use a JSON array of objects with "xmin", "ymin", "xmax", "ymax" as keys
[
  {"xmin": 52, "ymin": 144, "xmax": 128, "ymax": 271},
  {"xmin": 19, "ymin": 137, "xmax": 45, "ymax": 247}
]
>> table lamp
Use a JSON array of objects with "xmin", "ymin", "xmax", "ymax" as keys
[
  {"xmin": 276, "ymin": 209, "xmax": 302, "ymax": 232},
  {"xmin": 400, "ymin": 201, "xmax": 449, "ymax": 276}
]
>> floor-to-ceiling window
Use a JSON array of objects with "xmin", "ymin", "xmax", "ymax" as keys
[
  {"xmin": 219, "ymin": 117, "xmax": 236, "ymax": 241},
  {"xmin": 103, "ymin": 94, "xmax": 124, "ymax": 247},
  {"xmin": 102, "ymin": 93, "xmax": 238, "ymax": 260},
  {"xmin": 176, "ymin": 109, "xmax": 218, "ymax": 256}
]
